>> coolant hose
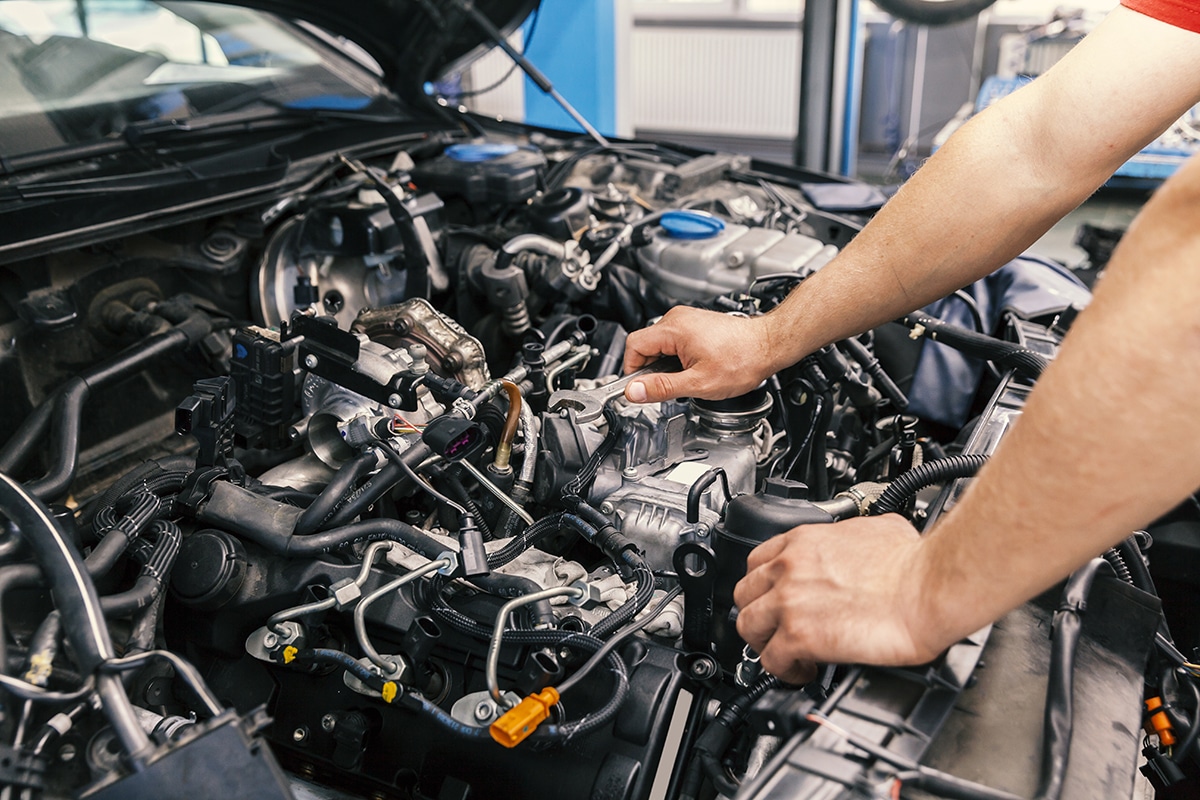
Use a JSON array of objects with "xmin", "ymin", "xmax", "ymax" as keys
[
  {"xmin": 1, "ymin": 324, "xmax": 205, "ymax": 500},
  {"xmin": 293, "ymin": 450, "xmax": 380, "ymax": 535},
  {"xmin": 0, "ymin": 472, "xmax": 153, "ymax": 764},
  {"xmin": 870, "ymin": 454, "xmax": 990, "ymax": 516},
  {"xmin": 902, "ymin": 312, "xmax": 1051, "ymax": 381}
]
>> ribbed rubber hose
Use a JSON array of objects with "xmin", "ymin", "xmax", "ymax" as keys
[
  {"xmin": 870, "ymin": 454, "xmax": 990, "ymax": 516},
  {"xmin": 903, "ymin": 312, "xmax": 1052, "ymax": 381}
]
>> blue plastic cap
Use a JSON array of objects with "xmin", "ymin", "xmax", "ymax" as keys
[
  {"xmin": 660, "ymin": 210, "xmax": 726, "ymax": 239},
  {"xmin": 445, "ymin": 143, "xmax": 520, "ymax": 163}
]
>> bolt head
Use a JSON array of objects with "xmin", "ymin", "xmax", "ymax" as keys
[
  {"xmin": 599, "ymin": 502, "xmax": 614, "ymax": 515},
  {"xmin": 387, "ymin": 393, "xmax": 403, "ymax": 408},
  {"xmin": 474, "ymin": 702, "xmax": 493, "ymax": 722},
  {"xmin": 58, "ymin": 743, "xmax": 77, "ymax": 762},
  {"xmin": 321, "ymin": 714, "xmax": 337, "ymax": 732},
  {"xmin": 262, "ymin": 633, "xmax": 278, "ymax": 649},
  {"xmin": 292, "ymin": 726, "xmax": 308, "ymax": 743},
  {"xmin": 303, "ymin": 354, "xmax": 319, "ymax": 369}
]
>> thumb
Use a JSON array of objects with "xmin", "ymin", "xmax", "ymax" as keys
[{"xmin": 626, "ymin": 370, "xmax": 702, "ymax": 403}]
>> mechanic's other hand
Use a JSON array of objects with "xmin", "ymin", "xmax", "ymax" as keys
[
  {"xmin": 733, "ymin": 515, "xmax": 946, "ymax": 684},
  {"xmin": 623, "ymin": 307, "xmax": 776, "ymax": 403}
]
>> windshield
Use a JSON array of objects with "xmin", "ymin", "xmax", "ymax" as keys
[{"xmin": 0, "ymin": 0, "xmax": 397, "ymax": 159}]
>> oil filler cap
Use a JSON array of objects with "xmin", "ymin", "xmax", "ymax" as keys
[{"xmin": 660, "ymin": 210, "xmax": 725, "ymax": 240}]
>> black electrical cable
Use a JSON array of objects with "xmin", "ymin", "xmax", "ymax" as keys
[
  {"xmin": 808, "ymin": 393, "xmax": 834, "ymax": 500},
  {"xmin": 680, "ymin": 674, "xmax": 783, "ymax": 800},
  {"xmin": 951, "ymin": 289, "xmax": 988, "ymax": 334},
  {"xmin": 487, "ymin": 513, "xmax": 563, "ymax": 569},
  {"xmin": 439, "ymin": 468, "xmax": 493, "ymax": 540},
  {"xmin": 383, "ymin": 443, "xmax": 468, "ymax": 515},
  {"xmin": 1173, "ymin": 678, "xmax": 1200, "ymax": 765},
  {"xmin": 780, "ymin": 393, "xmax": 825, "ymax": 481},
  {"xmin": 88, "ymin": 491, "xmax": 161, "ymax": 577},
  {"xmin": 590, "ymin": 553, "xmax": 654, "ymax": 640},
  {"xmin": 557, "ymin": 585, "xmax": 682, "ymax": 696},
  {"xmin": 100, "ymin": 520, "xmax": 181, "ymax": 617},
  {"xmin": 0, "ymin": 471, "xmax": 153, "ymax": 762},
  {"xmin": 562, "ymin": 406, "xmax": 623, "ymax": 500},
  {"xmin": 870, "ymin": 454, "xmax": 990, "ymax": 516}
]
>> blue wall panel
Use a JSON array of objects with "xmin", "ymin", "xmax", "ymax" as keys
[{"xmin": 523, "ymin": 0, "xmax": 617, "ymax": 137}]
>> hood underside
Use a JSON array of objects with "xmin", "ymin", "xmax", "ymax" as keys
[{"xmin": 217, "ymin": 0, "xmax": 539, "ymax": 95}]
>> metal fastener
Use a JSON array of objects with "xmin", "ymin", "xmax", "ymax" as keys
[
  {"xmin": 303, "ymin": 354, "xmax": 319, "ymax": 369},
  {"xmin": 387, "ymin": 393, "xmax": 403, "ymax": 408},
  {"xmin": 321, "ymin": 714, "xmax": 337, "ymax": 732},
  {"xmin": 292, "ymin": 726, "xmax": 308, "ymax": 743}
]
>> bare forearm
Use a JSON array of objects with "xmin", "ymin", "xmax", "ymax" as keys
[
  {"xmin": 917, "ymin": 155, "xmax": 1200, "ymax": 645},
  {"xmin": 760, "ymin": 7, "xmax": 1200, "ymax": 371}
]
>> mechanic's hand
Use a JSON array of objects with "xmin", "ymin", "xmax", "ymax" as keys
[
  {"xmin": 623, "ymin": 307, "xmax": 776, "ymax": 403},
  {"xmin": 733, "ymin": 515, "xmax": 946, "ymax": 684}
]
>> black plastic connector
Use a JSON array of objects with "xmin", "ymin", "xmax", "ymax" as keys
[
  {"xmin": 456, "ymin": 515, "xmax": 490, "ymax": 579},
  {"xmin": 422, "ymin": 416, "xmax": 485, "ymax": 461}
]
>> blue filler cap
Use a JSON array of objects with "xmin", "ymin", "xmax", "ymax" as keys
[
  {"xmin": 660, "ymin": 210, "xmax": 726, "ymax": 239},
  {"xmin": 445, "ymin": 143, "xmax": 519, "ymax": 163}
]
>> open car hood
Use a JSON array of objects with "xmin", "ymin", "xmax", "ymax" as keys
[{"xmin": 218, "ymin": 0, "xmax": 539, "ymax": 95}]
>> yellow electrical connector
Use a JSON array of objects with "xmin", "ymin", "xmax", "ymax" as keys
[
  {"xmin": 489, "ymin": 687, "xmax": 559, "ymax": 748},
  {"xmin": 282, "ymin": 646, "xmax": 298, "ymax": 664},
  {"xmin": 381, "ymin": 682, "xmax": 398, "ymax": 704}
]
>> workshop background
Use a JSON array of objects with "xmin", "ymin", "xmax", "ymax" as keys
[{"xmin": 450, "ymin": 0, "xmax": 1160, "ymax": 265}]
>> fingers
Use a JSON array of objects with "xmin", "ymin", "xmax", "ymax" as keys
[
  {"xmin": 623, "ymin": 319, "xmax": 679, "ymax": 374},
  {"xmin": 758, "ymin": 635, "xmax": 819, "ymax": 684},
  {"xmin": 745, "ymin": 530, "xmax": 793, "ymax": 573},
  {"xmin": 737, "ymin": 586, "xmax": 818, "ymax": 684},
  {"xmin": 626, "ymin": 370, "xmax": 701, "ymax": 404},
  {"xmin": 734, "ymin": 593, "xmax": 779, "ymax": 653}
]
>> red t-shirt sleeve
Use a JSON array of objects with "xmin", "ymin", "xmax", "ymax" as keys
[{"xmin": 1122, "ymin": 0, "xmax": 1200, "ymax": 33}]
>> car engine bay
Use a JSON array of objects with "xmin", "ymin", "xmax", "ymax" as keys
[{"xmin": 0, "ymin": 125, "xmax": 1195, "ymax": 800}]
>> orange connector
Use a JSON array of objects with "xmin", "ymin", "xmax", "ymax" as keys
[
  {"xmin": 1146, "ymin": 696, "xmax": 1177, "ymax": 746},
  {"xmin": 489, "ymin": 687, "xmax": 560, "ymax": 748}
]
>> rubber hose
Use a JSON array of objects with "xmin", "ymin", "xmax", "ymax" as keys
[
  {"xmin": 294, "ymin": 450, "xmax": 379, "ymax": 535},
  {"xmin": 5, "ymin": 327, "xmax": 194, "ymax": 499},
  {"xmin": 840, "ymin": 337, "xmax": 908, "ymax": 410},
  {"xmin": 1102, "ymin": 548, "xmax": 1133, "ymax": 584},
  {"xmin": 0, "ymin": 471, "xmax": 153, "ymax": 762},
  {"xmin": 100, "ymin": 520, "xmax": 181, "ymax": 617},
  {"xmin": 870, "ymin": 454, "xmax": 990, "ymax": 516},
  {"xmin": 903, "ymin": 312, "xmax": 1051, "ymax": 381}
]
